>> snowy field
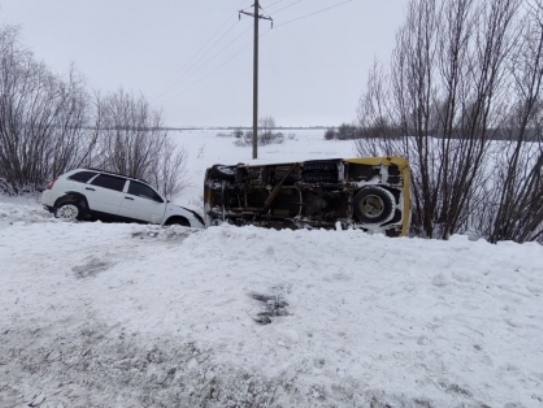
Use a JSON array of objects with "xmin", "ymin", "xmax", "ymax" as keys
[
  {"xmin": 1, "ymin": 130, "xmax": 543, "ymax": 407},
  {"xmin": 168, "ymin": 129, "xmax": 359, "ymax": 211}
]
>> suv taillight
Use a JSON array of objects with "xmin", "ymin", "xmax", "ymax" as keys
[{"xmin": 46, "ymin": 178, "xmax": 58, "ymax": 190}]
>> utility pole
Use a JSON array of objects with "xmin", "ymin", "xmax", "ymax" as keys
[{"xmin": 239, "ymin": 2, "xmax": 272, "ymax": 159}]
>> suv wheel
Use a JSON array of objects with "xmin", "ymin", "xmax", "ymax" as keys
[
  {"xmin": 165, "ymin": 217, "xmax": 190, "ymax": 227},
  {"xmin": 55, "ymin": 202, "xmax": 82, "ymax": 222}
]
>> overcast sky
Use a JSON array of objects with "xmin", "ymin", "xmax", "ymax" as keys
[{"xmin": 0, "ymin": 0, "xmax": 409, "ymax": 127}]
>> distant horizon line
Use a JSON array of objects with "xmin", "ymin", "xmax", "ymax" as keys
[{"xmin": 162, "ymin": 125, "xmax": 333, "ymax": 130}]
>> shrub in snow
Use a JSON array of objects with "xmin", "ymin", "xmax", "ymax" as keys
[
  {"xmin": 324, "ymin": 128, "xmax": 337, "ymax": 140},
  {"xmin": 232, "ymin": 130, "xmax": 287, "ymax": 147}
]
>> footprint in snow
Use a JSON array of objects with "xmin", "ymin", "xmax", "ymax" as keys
[
  {"xmin": 72, "ymin": 256, "xmax": 114, "ymax": 279},
  {"xmin": 250, "ymin": 292, "xmax": 290, "ymax": 325}
]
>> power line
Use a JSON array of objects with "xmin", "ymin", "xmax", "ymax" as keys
[
  {"xmin": 274, "ymin": 0, "xmax": 353, "ymax": 28},
  {"xmin": 150, "ymin": 22, "xmax": 253, "ymax": 104},
  {"xmin": 264, "ymin": 0, "xmax": 288, "ymax": 9},
  {"xmin": 259, "ymin": 0, "xmax": 291, "ymax": 15},
  {"xmin": 162, "ymin": 26, "xmax": 275, "ymax": 103},
  {"xmin": 268, "ymin": 0, "xmax": 303, "ymax": 16},
  {"xmin": 163, "ymin": 41, "xmax": 254, "ymax": 103},
  {"xmin": 151, "ymin": 22, "xmax": 236, "ymax": 100},
  {"xmin": 156, "ymin": 0, "xmax": 355, "ymax": 128},
  {"xmin": 162, "ymin": 0, "xmax": 354, "ymax": 102},
  {"xmin": 150, "ymin": 0, "xmax": 250, "ymax": 102}
]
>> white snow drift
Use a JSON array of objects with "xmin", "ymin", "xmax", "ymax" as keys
[{"xmin": 0, "ymin": 198, "xmax": 542, "ymax": 407}]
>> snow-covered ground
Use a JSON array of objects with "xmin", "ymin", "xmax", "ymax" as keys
[{"xmin": 1, "ymin": 130, "xmax": 542, "ymax": 407}]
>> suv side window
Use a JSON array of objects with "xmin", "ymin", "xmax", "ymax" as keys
[
  {"xmin": 67, "ymin": 171, "xmax": 98, "ymax": 183},
  {"xmin": 90, "ymin": 174, "xmax": 126, "ymax": 192},
  {"xmin": 128, "ymin": 181, "xmax": 163, "ymax": 202}
]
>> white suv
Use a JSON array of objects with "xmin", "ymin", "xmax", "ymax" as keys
[{"xmin": 41, "ymin": 168, "xmax": 204, "ymax": 228}]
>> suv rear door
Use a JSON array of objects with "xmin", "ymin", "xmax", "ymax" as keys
[
  {"xmin": 86, "ymin": 174, "xmax": 127, "ymax": 215},
  {"xmin": 118, "ymin": 180, "xmax": 166, "ymax": 223}
]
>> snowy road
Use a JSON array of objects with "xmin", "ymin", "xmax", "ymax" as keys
[{"xmin": 1, "ymin": 200, "xmax": 542, "ymax": 407}]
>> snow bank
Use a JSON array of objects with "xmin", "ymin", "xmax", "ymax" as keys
[{"xmin": 1, "ymin": 200, "xmax": 542, "ymax": 407}]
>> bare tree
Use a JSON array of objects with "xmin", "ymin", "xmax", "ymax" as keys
[
  {"xmin": 92, "ymin": 89, "xmax": 188, "ymax": 197},
  {"xmin": 481, "ymin": 0, "xmax": 543, "ymax": 243},
  {"xmin": 0, "ymin": 26, "xmax": 188, "ymax": 199},
  {"xmin": 0, "ymin": 26, "xmax": 94, "ymax": 194},
  {"xmin": 356, "ymin": 61, "xmax": 398, "ymax": 140},
  {"xmin": 356, "ymin": 0, "xmax": 523, "ymax": 239},
  {"xmin": 259, "ymin": 116, "xmax": 282, "ymax": 145},
  {"xmin": 234, "ymin": 116, "xmax": 284, "ymax": 147}
]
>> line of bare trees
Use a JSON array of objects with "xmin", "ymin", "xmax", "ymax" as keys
[
  {"xmin": 0, "ymin": 26, "xmax": 187, "ymax": 197},
  {"xmin": 356, "ymin": 0, "xmax": 543, "ymax": 244}
]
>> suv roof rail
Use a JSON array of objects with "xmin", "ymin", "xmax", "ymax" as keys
[{"xmin": 85, "ymin": 168, "xmax": 149, "ymax": 184}]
